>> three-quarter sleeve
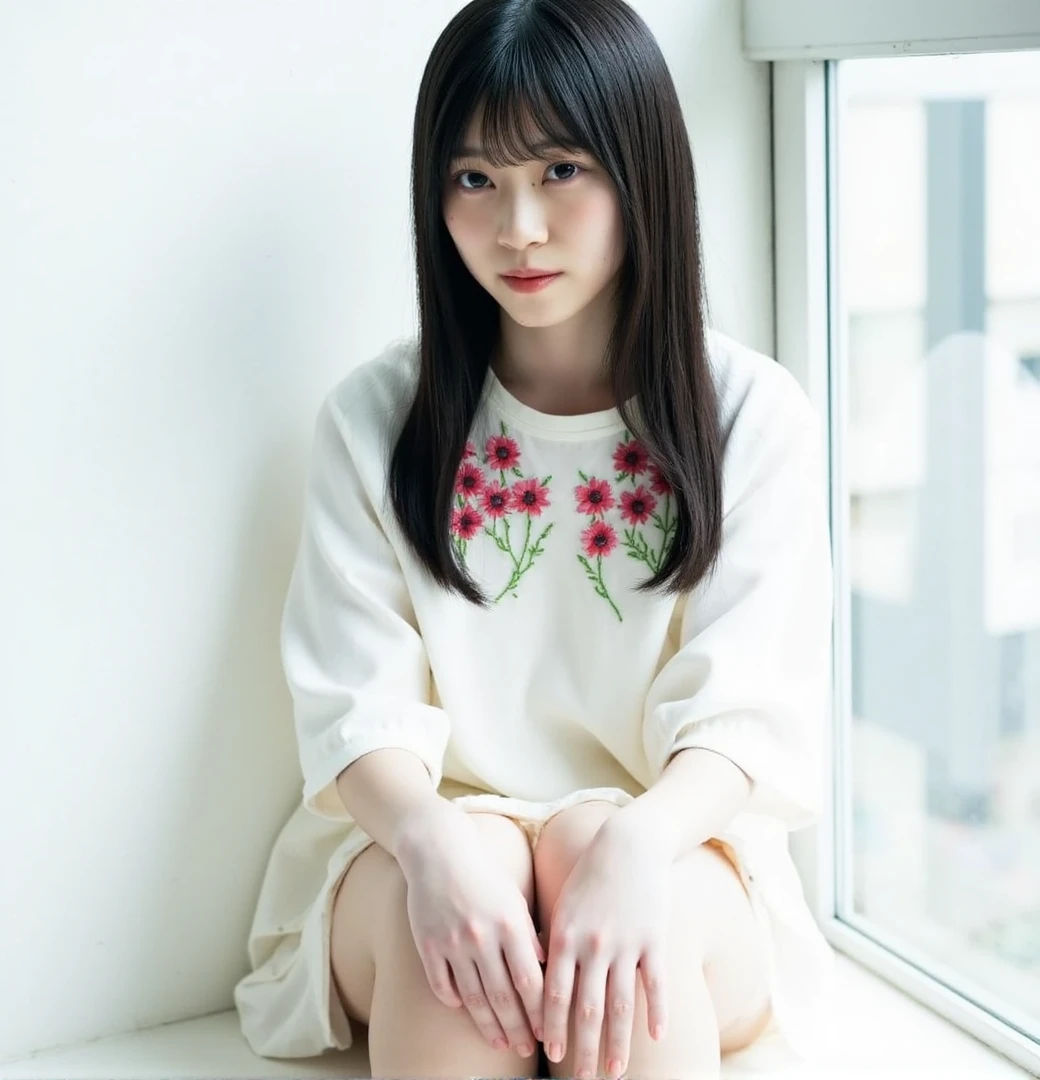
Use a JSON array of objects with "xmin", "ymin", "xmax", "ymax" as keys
[
  {"xmin": 642, "ymin": 382, "xmax": 833, "ymax": 830},
  {"xmin": 281, "ymin": 393, "xmax": 450, "ymax": 822}
]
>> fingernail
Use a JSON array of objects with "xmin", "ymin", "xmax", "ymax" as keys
[
  {"xmin": 534, "ymin": 1026, "xmax": 544, "ymax": 1042},
  {"xmin": 652, "ymin": 1023, "xmax": 664, "ymax": 1040},
  {"xmin": 547, "ymin": 1042, "xmax": 562, "ymax": 1061},
  {"xmin": 518, "ymin": 1043, "xmax": 532, "ymax": 1058},
  {"xmin": 607, "ymin": 1060, "xmax": 621, "ymax": 1077},
  {"xmin": 492, "ymin": 1036, "xmax": 507, "ymax": 1050}
]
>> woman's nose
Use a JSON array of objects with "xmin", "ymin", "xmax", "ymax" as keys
[{"xmin": 497, "ymin": 188, "xmax": 549, "ymax": 249}]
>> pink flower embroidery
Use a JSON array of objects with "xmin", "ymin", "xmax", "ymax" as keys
[
  {"xmin": 620, "ymin": 486, "xmax": 657, "ymax": 526},
  {"xmin": 511, "ymin": 477, "xmax": 551, "ymax": 517},
  {"xmin": 479, "ymin": 480, "xmax": 512, "ymax": 519},
  {"xmin": 581, "ymin": 520, "xmax": 618, "ymax": 557},
  {"xmin": 451, "ymin": 421, "xmax": 676, "ymax": 622},
  {"xmin": 612, "ymin": 439, "xmax": 649, "ymax": 478},
  {"xmin": 574, "ymin": 435, "xmax": 676, "ymax": 622},
  {"xmin": 648, "ymin": 461, "xmax": 672, "ymax": 496},
  {"xmin": 577, "ymin": 517, "xmax": 622, "ymax": 621},
  {"xmin": 486, "ymin": 434, "xmax": 521, "ymax": 473},
  {"xmin": 454, "ymin": 421, "xmax": 554, "ymax": 603},
  {"xmin": 451, "ymin": 505, "xmax": 483, "ymax": 540},
  {"xmin": 455, "ymin": 462, "xmax": 486, "ymax": 499},
  {"xmin": 613, "ymin": 436, "xmax": 677, "ymax": 584},
  {"xmin": 574, "ymin": 477, "xmax": 616, "ymax": 516}
]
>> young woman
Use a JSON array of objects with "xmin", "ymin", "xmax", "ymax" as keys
[{"xmin": 234, "ymin": 0, "xmax": 836, "ymax": 1076}]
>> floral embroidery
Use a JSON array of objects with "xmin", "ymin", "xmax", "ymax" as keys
[
  {"xmin": 485, "ymin": 432, "xmax": 522, "ymax": 473},
  {"xmin": 451, "ymin": 421, "xmax": 554, "ymax": 602},
  {"xmin": 478, "ymin": 480, "xmax": 511, "ymax": 519},
  {"xmin": 613, "ymin": 438, "xmax": 650, "ymax": 480},
  {"xmin": 573, "ymin": 430, "xmax": 676, "ymax": 622},
  {"xmin": 648, "ymin": 461, "xmax": 671, "ymax": 496},
  {"xmin": 453, "ymin": 422, "xmax": 676, "ymax": 619},
  {"xmin": 618, "ymin": 433, "xmax": 676, "ymax": 580},
  {"xmin": 511, "ymin": 476, "xmax": 551, "ymax": 516},
  {"xmin": 450, "ymin": 504, "xmax": 483, "ymax": 540},
  {"xmin": 574, "ymin": 476, "xmax": 616, "ymax": 516},
  {"xmin": 574, "ymin": 472, "xmax": 623, "ymax": 622},
  {"xmin": 455, "ymin": 461, "xmax": 486, "ymax": 500}
]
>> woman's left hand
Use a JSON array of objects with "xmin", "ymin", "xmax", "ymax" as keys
[{"xmin": 541, "ymin": 808, "xmax": 673, "ymax": 1079}]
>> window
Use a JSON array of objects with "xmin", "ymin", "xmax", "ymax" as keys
[
  {"xmin": 838, "ymin": 47, "xmax": 1040, "ymax": 1047},
  {"xmin": 758, "ymin": 4, "xmax": 1040, "ymax": 1072}
]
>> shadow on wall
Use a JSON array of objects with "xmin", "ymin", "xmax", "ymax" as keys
[{"xmin": 121, "ymin": 438, "xmax": 306, "ymax": 1035}]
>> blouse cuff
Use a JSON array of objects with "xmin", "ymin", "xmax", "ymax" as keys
[
  {"xmin": 654, "ymin": 711, "xmax": 823, "ymax": 830},
  {"xmin": 300, "ymin": 707, "xmax": 449, "ymax": 822}
]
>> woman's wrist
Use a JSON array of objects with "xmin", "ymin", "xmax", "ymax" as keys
[
  {"xmin": 391, "ymin": 793, "xmax": 469, "ymax": 874},
  {"xmin": 600, "ymin": 799, "xmax": 681, "ymax": 862}
]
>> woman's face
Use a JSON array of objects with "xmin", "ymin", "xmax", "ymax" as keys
[{"xmin": 442, "ymin": 111, "xmax": 625, "ymax": 328}]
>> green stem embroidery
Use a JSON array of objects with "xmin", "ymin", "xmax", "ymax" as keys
[
  {"xmin": 576, "ymin": 553, "xmax": 623, "ymax": 622},
  {"xmin": 466, "ymin": 426, "xmax": 555, "ymax": 602},
  {"xmin": 495, "ymin": 520, "xmax": 554, "ymax": 601},
  {"xmin": 621, "ymin": 527, "xmax": 659, "ymax": 573},
  {"xmin": 485, "ymin": 516, "xmax": 520, "ymax": 569},
  {"xmin": 655, "ymin": 495, "xmax": 676, "ymax": 567},
  {"xmin": 452, "ymin": 492, "xmax": 466, "ymax": 560}
]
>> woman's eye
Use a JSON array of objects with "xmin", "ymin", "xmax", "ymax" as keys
[
  {"xmin": 456, "ymin": 170, "xmax": 490, "ymax": 190},
  {"xmin": 452, "ymin": 162, "xmax": 583, "ymax": 191},
  {"xmin": 547, "ymin": 162, "xmax": 581, "ymax": 182}
]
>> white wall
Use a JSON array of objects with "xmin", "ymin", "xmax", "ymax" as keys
[{"xmin": 0, "ymin": 0, "xmax": 772, "ymax": 1061}]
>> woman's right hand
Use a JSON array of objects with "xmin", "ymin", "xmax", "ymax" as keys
[{"xmin": 393, "ymin": 800, "xmax": 545, "ymax": 1054}]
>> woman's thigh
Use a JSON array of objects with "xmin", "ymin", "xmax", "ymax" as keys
[
  {"xmin": 329, "ymin": 810, "xmax": 536, "ymax": 1026},
  {"xmin": 532, "ymin": 801, "xmax": 772, "ymax": 1055}
]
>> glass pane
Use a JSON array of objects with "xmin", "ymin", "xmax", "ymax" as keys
[{"xmin": 837, "ymin": 51, "xmax": 1040, "ymax": 1042}]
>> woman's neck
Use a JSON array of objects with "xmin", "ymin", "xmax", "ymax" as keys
[{"xmin": 491, "ymin": 287, "xmax": 619, "ymax": 415}]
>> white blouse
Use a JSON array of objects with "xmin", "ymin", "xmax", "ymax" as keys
[{"xmin": 277, "ymin": 327, "xmax": 837, "ymax": 1057}]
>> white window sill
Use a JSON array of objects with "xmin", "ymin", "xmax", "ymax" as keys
[{"xmin": 2, "ymin": 954, "xmax": 1031, "ymax": 1079}]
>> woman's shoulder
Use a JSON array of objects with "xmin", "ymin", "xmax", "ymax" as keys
[
  {"xmin": 706, "ymin": 327, "xmax": 819, "ymax": 445},
  {"xmin": 322, "ymin": 335, "xmax": 421, "ymax": 449}
]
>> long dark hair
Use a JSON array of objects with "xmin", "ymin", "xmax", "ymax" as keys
[{"xmin": 389, "ymin": 0, "xmax": 723, "ymax": 606}]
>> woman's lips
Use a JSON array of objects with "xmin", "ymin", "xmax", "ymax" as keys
[{"xmin": 500, "ymin": 272, "xmax": 563, "ymax": 293}]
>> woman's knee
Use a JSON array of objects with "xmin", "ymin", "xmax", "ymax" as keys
[
  {"xmin": 532, "ymin": 801, "xmax": 619, "ymax": 923},
  {"xmin": 467, "ymin": 811, "xmax": 537, "ymax": 913},
  {"xmin": 330, "ymin": 840, "xmax": 400, "ymax": 1024}
]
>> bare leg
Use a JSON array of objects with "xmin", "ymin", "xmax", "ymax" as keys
[
  {"xmin": 331, "ymin": 811, "xmax": 541, "ymax": 1079},
  {"xmin": 533, "ymin": 801, "xmax": 772, "ymax": 1080}
]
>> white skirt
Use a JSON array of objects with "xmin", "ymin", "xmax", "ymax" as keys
[{"xmin": 234, "ymin": 780, "xmax": 834, "ymax": 1063}]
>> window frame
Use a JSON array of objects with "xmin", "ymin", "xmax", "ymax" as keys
[
  {"xmin": 744, "ymin": 0, "xmax": 1040, "ymax": 61},
  {"xmin": 769, "ymin": 54, "xmax": 1040, "ymax": 1076}
]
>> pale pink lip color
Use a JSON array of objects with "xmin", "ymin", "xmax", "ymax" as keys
[{"xmin": 500, "ymin": 272, "xmax": 562, "ymax": 293}]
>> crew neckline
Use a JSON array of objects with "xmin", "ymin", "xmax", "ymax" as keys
[{"xmin": 483, "ymin": 367, "xmax": 636, "ymax": 439}]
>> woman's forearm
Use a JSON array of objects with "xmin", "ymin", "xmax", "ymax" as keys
[
  {"xmin": 335, "ymin": 748, "xmax": 449, "ymax": 860},
  {"xmin": 607, "ymin": 747, "xmax": 752, "ymax": 862}
]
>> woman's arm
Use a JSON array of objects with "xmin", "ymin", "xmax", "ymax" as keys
[
  {"xmin": 607, "ymin": 747, "xmax": 752, "ymax": 862},
  {"xmin": 282, "ymin": 392, "xmax": 451, "ymax": 823},
  {"xmin": 335, "ymin": 747, "xmax": 448, "ymax": 858},
  {"xmin": 639, "ymin": 368, "xmax": 834, "ymax": 833}
]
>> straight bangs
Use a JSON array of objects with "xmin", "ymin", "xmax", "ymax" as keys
[{"xmin": 443, "ymin": 65, "xmax": 598, "ymax": 173}]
